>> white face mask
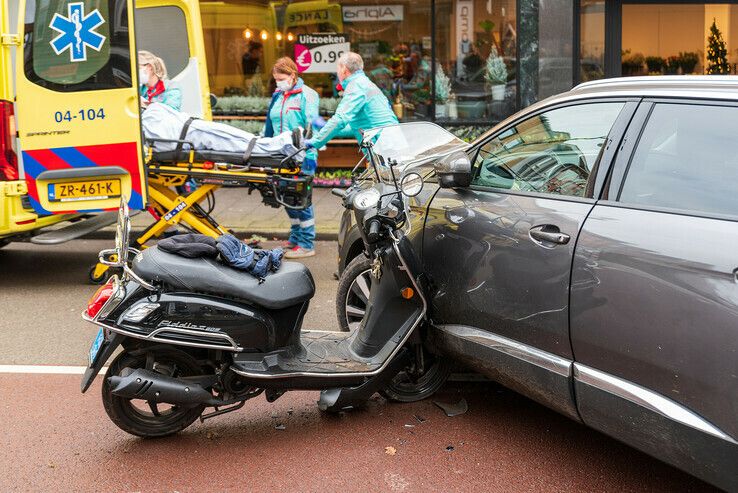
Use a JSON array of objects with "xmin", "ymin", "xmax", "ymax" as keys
[
  {"xmin": 139, "ymin": 68, "xmax": 149, "ymax": 86},
  {"xmin": 276, "ymin": 79, "xmax": 292, "ymax": 92}
]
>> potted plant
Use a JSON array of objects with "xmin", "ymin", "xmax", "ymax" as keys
[
  {"xmin": 665, "ymin": 55, "xmax": 681, "ymax": 74},
  {"xmin": 621, "ymin": 49, "xmax": 645, "ymax": 76},
  {"xmin": 645, "ymin": 56, "xmax": 665, "ymax": 74},
  {"xmin": 412, "ymin": 88, "xmax": 431, "ymax": 117},
  {"xmin": 679, "ymin": 52, "xmax": 700, "ymax": 74},
  {"xmin": 435, "ymin": 66, "xmax": 452, "ymax": 118},
  {"xmin": 485, "ymin": 47, "xmax": 507, "ymax": 101}
]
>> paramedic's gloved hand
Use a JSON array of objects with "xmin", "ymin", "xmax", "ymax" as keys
[
  {"xmin": 311, "ymin": 117, "xmax": 327, "ymax": 131},
  {"xmin": 302, "ymin": 157, "xmax": 317, "ymax": 174},
  {"xmin": 304, "ymin": 139, "xmax": 316, "ymax": 150}
]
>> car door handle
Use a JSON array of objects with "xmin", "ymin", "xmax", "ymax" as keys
[{"xmin": 529, "ymin": 225, "xmax": 570, "ymax": 246}]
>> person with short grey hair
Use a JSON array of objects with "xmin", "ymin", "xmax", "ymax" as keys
[
  {"xmin": 337, "ymin": 52, "xmax": 364, "ymax": 73},
  {"xmin": 306, "ymin": 51, "xmax": 397, "ymax": 149}
]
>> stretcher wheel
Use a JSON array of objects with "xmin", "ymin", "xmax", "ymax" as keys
[{"xmin": 88, "ymin": 264, "xmax": 111, "ymax": 285}]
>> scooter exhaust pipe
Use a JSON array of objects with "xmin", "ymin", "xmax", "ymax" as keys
[{"xmin": 108, "ymin": 368, "xmax": 215, "ymax": 406}]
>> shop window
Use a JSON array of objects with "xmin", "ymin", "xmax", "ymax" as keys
[
  {"xmin": 621, "ymin": 4, "xmax": 738, "ymax": 77},
  {"xmin": 23, "ymin": 0, "xmax": 132, "ymax": 92},
  {"xmin": 134, "ymin": 6, "xmax": 190, "ymax": 78},
  {"xmin": 435, "ymin": 0, "xmax": 517, "ymax": 123},
  {"xmin": 580, "ymin": 0, "xmax": 604, "ymax": 82}
]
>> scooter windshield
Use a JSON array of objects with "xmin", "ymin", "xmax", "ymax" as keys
[{"xmin": 362, "ymin": 122, "xmax": 469, "ymax": 181}]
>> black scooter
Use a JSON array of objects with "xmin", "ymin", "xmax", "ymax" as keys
[{"xmin": 81, "ymin": 137, "xmax": 450, "ymax": 437}]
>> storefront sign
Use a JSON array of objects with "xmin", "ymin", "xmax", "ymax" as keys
[
  {"xmin": 285, "ymin": 1, "xmax": 342, "ymax": 28},
  {"xmin": 455, "ymin": 0, "xmax": 474, "ymax": 76},
  {"xmin": 295, "ymin": 34, "xmax": 350, "ymax": 73},
  {"xmin": 342, "ymin": 5, "xmax": 404, "ymax": 22}
]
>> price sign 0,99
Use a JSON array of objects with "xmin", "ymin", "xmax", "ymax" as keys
[{"xmin": 295, "ymin": 33, "xmax": 350, "ymax": 73}]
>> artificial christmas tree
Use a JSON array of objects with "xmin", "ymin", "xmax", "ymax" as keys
[{"xmin": 706, "ymin": 19, "xmax": 730, "ymax": 75}]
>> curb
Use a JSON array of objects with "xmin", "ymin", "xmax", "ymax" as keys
[{"xmin": 81, "ymin": 229, "xmax": 339, "ymax": 241}]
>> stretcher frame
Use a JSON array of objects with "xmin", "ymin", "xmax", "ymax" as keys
[{"xmin": 90, "ymin": 140, "xmax": 311, "ymax": 282}]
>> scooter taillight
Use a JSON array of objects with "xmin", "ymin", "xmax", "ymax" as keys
[
  {"xmin": 0, "ymin": 100, "xmax": 18, "ymax": 181},
  {"xmin": 86, "ymin": 279, "xmax": 115, "ymax": 319}
]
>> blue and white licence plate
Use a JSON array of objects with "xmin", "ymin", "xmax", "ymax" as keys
[{"xmin": 88, "ymin": 328, "xmax": 105, "ymax": 366}]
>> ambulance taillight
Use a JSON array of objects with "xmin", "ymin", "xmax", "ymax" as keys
[{"xmin": 0, "ymin": 100, "xmax": 17, "ymax": 181}]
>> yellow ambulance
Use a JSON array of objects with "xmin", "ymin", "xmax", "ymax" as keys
[{"xmin": 0, "ymin": 0, "xmax": 211, "ymax": 248}]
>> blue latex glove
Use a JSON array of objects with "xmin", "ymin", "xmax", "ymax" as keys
[
  {"xmin": 302, "ymin": 157, "xmax": 317, "ymax": 174},
  {"xmin": 311, "ymin": 116, "xmax": 327, "ymax": 131},
  {"xmin": 304, "ymin": 139, "xmax": 316, "ymax": 150}
]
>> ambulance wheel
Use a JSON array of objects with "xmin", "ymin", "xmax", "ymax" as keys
[{"xmin": 88, "ymin": 265, "xmax": 110, "ymax": 285}]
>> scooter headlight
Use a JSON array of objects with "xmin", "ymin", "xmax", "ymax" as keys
[{"xmin": 353, "ymin": 188, "xmax": 381, "ymax": 211}]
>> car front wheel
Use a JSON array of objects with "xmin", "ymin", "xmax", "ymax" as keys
[{"xmin": 335, "ymin": 256, "xmax": 372, "ymax": 332}]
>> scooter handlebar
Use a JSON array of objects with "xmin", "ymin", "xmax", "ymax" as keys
[{"xmin": 366, "ymin": 219, "xmax": 381, "ymax": 243}]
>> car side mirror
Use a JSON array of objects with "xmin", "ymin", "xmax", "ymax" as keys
[{"xmin": 435, "ymin": 152, "xmax": 472, "ymax": 188}]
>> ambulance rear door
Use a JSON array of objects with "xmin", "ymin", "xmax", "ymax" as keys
[{"xmin": 15, "ymin": 0, "xmax": 146, "ymax": 214}]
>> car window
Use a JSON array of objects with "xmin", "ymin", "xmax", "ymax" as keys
[
  {"xmin": 24, "ymin": 0, "xmax": 132, "ymax": 92},
  {"xmin": 619, "ymin": 103, "xmax": 738, "ymax": 218},
  {"xmin": 472, "ymin": 102, "xmax": 625, "ymax": 198}
]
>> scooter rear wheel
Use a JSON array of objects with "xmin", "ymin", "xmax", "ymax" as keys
[
  {"xmin": 380, "ymin": 348, "xmax": 451, "ymax": 403},
  {"xmin": 101, "ymin": 348, "xmax": 206, "ymax": 438}
]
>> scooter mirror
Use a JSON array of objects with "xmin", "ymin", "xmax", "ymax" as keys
[{"xmin": 400, "ymin": 172, "xmax": 423, "ymax": 197}]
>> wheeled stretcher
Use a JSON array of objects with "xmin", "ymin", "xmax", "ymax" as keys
[{"xmin": 88, "ymin": 136, "xmax": 312, "ymax": 283}]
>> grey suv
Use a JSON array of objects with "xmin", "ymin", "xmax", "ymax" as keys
[{"xmin": 336, "ymin": 76, "xmax": 738, "ymax": 490}]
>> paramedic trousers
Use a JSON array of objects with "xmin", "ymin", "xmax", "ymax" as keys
[{"xmin": 286, "ymin": 159, "xmax": 316, "ymax": 250}]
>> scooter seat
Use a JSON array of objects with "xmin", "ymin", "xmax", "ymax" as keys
[{"xmin": 132, "ymin": 246, "xmax": 315, "ymax": 310}]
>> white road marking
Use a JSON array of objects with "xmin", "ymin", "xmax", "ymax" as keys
[{"xmin": 0, "ymin": 365, "xmax": 107, "ymax": 374}]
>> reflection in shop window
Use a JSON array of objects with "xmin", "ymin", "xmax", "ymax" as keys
[
  {"xmin": 621, "ymin": 4, "xmax": 738, "ymax": 77},
  {"xmin": 435, "ymin": 0, "xmax": 516, "ymax": 122}
]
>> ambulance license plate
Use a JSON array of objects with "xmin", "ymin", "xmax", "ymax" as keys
[{"xmin": 49, "ymin": 179, "xmax": 121, "ymax": 202}]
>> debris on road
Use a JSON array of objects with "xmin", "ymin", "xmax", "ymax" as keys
[
  {"xmin": 446, "ymin": 445, "xmax": 455, "ymax": 452},
  {"xmin": 385, "ymin": 446, "xmax": 397, "ymax": 456},
  {"xmin": 275, "ymin": 424, "xmax": 286, "ymax": 430},
  {"xmin": 433, "ymin": 398, "xmax": 468, "ymax": 417},
  {"xmin": 404, "ymin": 424, "xmax": 415, "ymax": 429},
  {"xmin": 413, "ymin": 414, "xmax": 426, "ymax": 423}
]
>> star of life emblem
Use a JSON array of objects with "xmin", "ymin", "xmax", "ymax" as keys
[{"xmin": 49, "ymin": 2, "xmax": 106, "ymax": 63}]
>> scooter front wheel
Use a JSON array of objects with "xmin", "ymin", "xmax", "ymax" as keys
[
  {"xmin": 380, "ymin": 348, "xmax": 452, "ymax": 403},
  {"xmin": 101, "ymin": 348, "xmax": 206, "ymax": 438}
]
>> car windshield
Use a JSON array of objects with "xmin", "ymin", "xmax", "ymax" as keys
[{"xmin": 362, "ymin": 122, "xmax": 468, "ymax": 172}]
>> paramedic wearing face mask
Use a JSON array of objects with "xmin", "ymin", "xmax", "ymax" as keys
[
  {"xmin": 138, "ymin": 51, "xmax": 182, "ymax": 111},
  {"xmin": 265, "ymin": 57, "xmax": 320, "ymax": 259},
  {"xmin": 305, "ymin": 52, "xmax": 398, "ymax": 150}
]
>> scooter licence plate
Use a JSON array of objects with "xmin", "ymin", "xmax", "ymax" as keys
[{"xmin": 88, "ymin": 328, "xmax": 105, "ymax": 366}]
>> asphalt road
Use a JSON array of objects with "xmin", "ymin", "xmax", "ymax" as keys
[{"xmin": 0, "ymin": 240, "xmax": 717, "ymax": 492}]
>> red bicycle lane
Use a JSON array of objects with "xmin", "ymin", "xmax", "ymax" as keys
[{"xmin": 0, "ymin": 373, "xmax": 716, "ymax": 493}]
